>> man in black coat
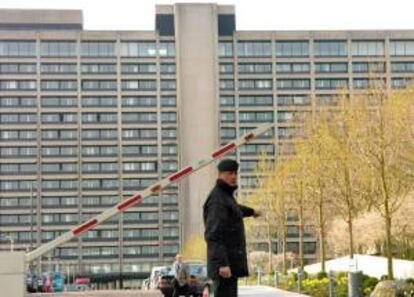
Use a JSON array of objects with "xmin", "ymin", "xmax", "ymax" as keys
[{"xmin": 203, "ymin": 159, "xmax": 261, "ymax": 297}]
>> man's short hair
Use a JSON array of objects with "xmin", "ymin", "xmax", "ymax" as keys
[{"xmin": 217, "ymin": 159, "xmax": 239, "ymax": 172}]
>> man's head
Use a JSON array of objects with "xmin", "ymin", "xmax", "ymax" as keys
[
  {"xmin": 175, "ymin": 254, "xmax": 183, "ymax": 263},
  {"xmin": 217, "ymin": 159, "xmax": 239, "ymax": 187}
]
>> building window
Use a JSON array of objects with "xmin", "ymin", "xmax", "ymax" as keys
[
  {"xmin": 219, "ymin": 41, "xmax": 233, "ymax": 57},
  {"xmin": 220, "ymin": 63, "xmax": 234, "ymax": 74},
  {"xmin": 239, "ymin": 143, "xmax": 274, "ymax": 155},
  {"xmin": 277, "ymin": 95, "xmax": 309, "ymax": 106},
  {"xmin": 352, "ymin": 40, "xmax": 384, "ymax": 56},
  {"xmin": 0, "ymin": 113, "xmax": 37, "ymax": 124},
  {"xmin": 314, "ymin": 40, "xmax": 347, "ymax": 56},
  {"xmin": 121, "ymin": 80, "xmax": 156, "ymax": 90},
  {"xmin": 220, "ymin": 111, "xmax": 235, "ymax": 122},
  {"xmin": 81, "ymin": 64, "xmax": 116, "ymax": 74},
  {"xmin": 159, "ymin": 41, "xmax": 176, "ymax": 57},
  {"xmin": 315, "ymin": 62, "xmax": 348, "ymax": 73},
  {"xmin": 0, "ymin": 80, "xmax": 36, "ymax": 90},
  {"xmin": 352, "ymin": 62, "xmax": 385, "ymax": 73},
  {"xmin": 0, "ymin": 63, "xmax": 36, "ymax": 74},
  {"xmin": 0, "ymin": 97, "xmax": 36, "ymax": 107},
  {"xmin": 220, "ymin": 96, "xmax": 235, "ymax": 106},
  {"xmin": 276, "ymin": 41, "xmax": 309, "ymax": 57},
  {"xmin": 82, "ymin": 80, "xmax": 117, "ymax": 91},
  {"xmin": 122, "ymin": 128, "xmax": 157, "ymax": 139},
  {"xmin": 82, "ymin": 97, "xmax": 116, "ymax": 107},
  {"xmin": 41, "ymin": 63, "xmax": 77, "ymax": 74},
  {"xmin": 122, "ymin": 162, "xmax": 157, "ymax": 172},
  {"xmin": 0, "ymin": 41, "xmax": 36, "ymax": 56},
  {"xmin": 238, "ymin": 63, "xmax": 272, "ymax": 74},
  {"xmin": 82, "ymin": 112, "xmax": 117, "ymax": 123},
  {"xmin": 315, "ymin": 79, "xmax": 348, "ymax": 89},
  {"xmin": 122, "ymin": 96, "xmax": 156, "ymax": 107},
  {"xmin": 239, "ymin": 96, "xmax": 273, "ymax": 106},
  {"xmin": 220, "ymin": 127, "xmax": 236, "ymax": 139},
  {"xmin": 161, "ymin": 96, "xmax": 176, "ymax": 106},
  {"xmin": 237, "ymin": 41, "xmax": 271, "ymax": 57},
  {"xmin": 161, "ymin": 80, "xmax": 176, "ymax": 90},
  {"xmin": 239, "ymin": 111, "xmax": 273, "ymax": 122},
  {"xmin": 41, "ymin": 113, "xmax": 77, "ymax": 123},
  {"xmin": 40, "ymin": 41, "xmax": 77, "ymax": 57},
  {"xmin": 391, "ymin": 62, "xmax": 414, "ymax": 73},
  {"xmin": 276, "ymin": 63, "xmax": 310, "ymax": 73},
  {"xmin": 390, "ymin": 40, "xmax": 414, "ymax": 56},
  {"xmin": 82, "ymin": 129, "xmax": 117, "ymax": 140},
  {"xmin": 81, "ymin": 41, "xmax": 116, "ymax": 57},
  {"xmin": 161, "ymin": 112, "xmax": 177, "ymax": 123},
  {"xmin": 121, "ymin": 63, "xmax": 157, "ymax": 74},
  {"xmin": 239, "ymin": 79, "xmax": 272, "ymax": 89},
  {"xmin": 41, "ymin": 80, "xmax": 77, "ymax": 91},
  {"xmin": 220, "ymin": 80, "xmax": 234, "ymax": 90},
  {"xmin": 120, "ymin": 41, "xmax": 155, "ymax": 57},
  {"xmin": 276, "ymin": 79, "xmax": 310, "ymax": 89},
  {"xmin": 41, "ymin": 97, "xmax": 77, "ymax": 107},
  {"xmin": 160, "ymin": 63, "xmax": 176, "ymax": 74},
  {"xmin": 391, "ymin": 78, "xmax": 412, "ymax": 88},
  {"xmin": 122, "ymin": 112, "xmax": 157, "ymax": 123}
]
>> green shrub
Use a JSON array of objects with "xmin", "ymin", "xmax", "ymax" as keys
[
  {"xmin": 316, "ymin": 271, "xmax": 328, "ymax": 280},
  {"xmin": 301, "ymin": 277, "xmax": 329, "ymax": 297}
]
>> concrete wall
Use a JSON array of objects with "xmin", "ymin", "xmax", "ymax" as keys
[{"xmin": 174, "ymin": 3, "xmax": 220, "ymax": 243}]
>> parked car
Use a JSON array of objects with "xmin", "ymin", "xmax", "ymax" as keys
[
  {"xmin": 158, "ymin": 261, "xmax": 213, "ymax": 297},
  {"xmin": 150, "ymin": 266, "xmax": 172, "ymax": 290}
]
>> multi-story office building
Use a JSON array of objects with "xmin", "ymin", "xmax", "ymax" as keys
[{"xmin": 1, "ymin": 3, "xmax": 414, "ymax": 285}]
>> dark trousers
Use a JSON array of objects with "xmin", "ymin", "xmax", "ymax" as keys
[
  {"xmin": 172, "ymin": 279, "xmax": 189, "ymax": 297},
  {"xmin": 213, "ymin": 276, "xmax": 238, "ymax": 297}
]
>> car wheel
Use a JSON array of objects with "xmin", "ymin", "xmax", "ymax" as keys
[{"xmin": 202, "ymin": 285, "xmax": 214, "ymax": 297}]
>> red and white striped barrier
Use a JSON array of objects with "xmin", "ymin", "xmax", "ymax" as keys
[{"xmin": 25, "ymin": 122, "xmax": 274, "ymax": 263}]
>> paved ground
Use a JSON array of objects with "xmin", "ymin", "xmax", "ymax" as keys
[
  {"xmin": 27, "ymin": 286, "xmax": 307, "ymax": 297},
  {"xmin": 239, "ymin": 286, "xmax": 309, "ymax": 297}
]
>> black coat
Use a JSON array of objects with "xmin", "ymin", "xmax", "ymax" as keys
[{"xmin": 203, "ymin": 179, "xmax": 255, "ymax": 279}]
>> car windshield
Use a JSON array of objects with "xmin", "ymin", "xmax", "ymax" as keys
[{"xmin": 187, "ymin": 264, "xmax": 207, "ymax": 277}]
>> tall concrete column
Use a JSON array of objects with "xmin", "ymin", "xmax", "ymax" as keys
[{"xmin": 174, "ymin": 4, "xmax": 220, "ymax": 244}]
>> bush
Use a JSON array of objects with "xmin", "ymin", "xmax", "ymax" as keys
[
  {"xmin": 362, "ymin": 276, "xmax": 379, "ymax": 296},
  {"xmin": 316, "ymin": 271, "xmax": 328, "ymax": 280},
  {"xmin": 301, "ymin": 277, "xmax": 329, "ymax": 297}
]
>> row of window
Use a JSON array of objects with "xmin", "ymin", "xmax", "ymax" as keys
[
  {"xmin": 0, "ymin": 162, "xmax": 177, "ymax": 174},
  {"xmin": 220, "ymin": 78, "xmax": 407, "ymax": 90},
  {"xmin": 220, "ymin": 62, "xmax": 390, "ymax": 74},
  {"xmin": 0, "ymin": 80, "xmax": 177, "ymax": 91},
  {"xmin": 0, "ymin": 194, "xmax": 178, "ymax": 208},
  {"xmin": 0, "ymin": 145, "xmax": 177, "ymax": 158},
  {"xmin": 0, "ymin": 128, "xmax": 177, "ymax": 140},
  {"xmin": 219, "ymin": 95, "xmax": 309, "ymax": 106},
  {"xmin": 0, "ymin": 112, "xmax": 178, "ymax": 124},
  {"xmin": 0, "ymin": 63, "xmax": 176, "ymax": 74},
  {"xmin": 0, "ymin": 41, "xmax": 175, "ymax": 57},
  {"xmin": 219, "ymin": 40, "xmax": 414, "ymax": 57},
  {"xmin": 0, "ymin": 178, "xmax": 179, "ymax": 191},
  {"xmin": 0, "ymin": 96, "xmax": 177, "ymax": 107},
  {"xmin": 3, "ymin": 61, "xmax": 414, "ymax": 75},
  {"xmin": 0, "ymin": 229, "xmax": 176, "ymax": 243}
]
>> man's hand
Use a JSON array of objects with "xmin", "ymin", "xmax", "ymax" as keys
[
  {"xmin": 219, "ymin": 266, "xmax": 232, "ymax": 278},
  {"xmin": 253, "ymin": 210, "xmax": 262, "ymax": 218}
]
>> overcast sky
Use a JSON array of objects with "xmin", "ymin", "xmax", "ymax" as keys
[{"xmin": 1, "ymin": 0, "xmax": 414, "ymax": 31}]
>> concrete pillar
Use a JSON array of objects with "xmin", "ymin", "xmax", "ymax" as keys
[
  {"xmin": 0, "ymin": 252, "xmax": 26, "ymax": 297},
  {"xmin": 173, "ymin": 3, "xmax": 220, "ymax": 242}
]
